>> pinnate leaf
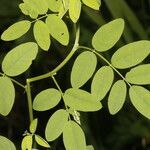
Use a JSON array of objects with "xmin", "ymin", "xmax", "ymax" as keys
[
  {"xmin": 29, "ymin": 118, "xmax": 38, "ymax": 134},
  {"xmin": 92, "ymin": 18, "xmax": 124, "ymax": 52},
  {"xmin": 71, "ymin": 51, "xmax": 97, "ymax": 88},
  {"xmin": 21, "ymin": 135, "xmax": 32, "ymax": 150},
  {"xmin": 47, "ymin": 0, "xmax": 62, "ymax": 12},
  {"xmin": 35, "ymin": 135, "xmax": 50, "ymax": 148},
  {"xmin": 82, "ymin": 0, "xmax": 101, "ymax": 10}
]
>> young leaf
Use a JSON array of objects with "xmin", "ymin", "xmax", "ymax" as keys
[
  {"xmin": 2, "ymin": 42, "xmax": 38, "ymax": 76},
  {"xmin": 87, "ymin": 145, "xmax": 94, "ymax": 150},
  {"xmin": 1, "ymin": 20, "xmax": 31, "ymax": 41},
  {"xmin": 33, "ymin": 20, "xmax": 51, "ymax": 51},
  {"xmin": 71, "ymin": 51, "xmax": 97, "ymax": 88},
  {"xmin": 33, "ymin": 88, "xmax": 61, "ymax": 111},
  {"xmin": 0, "ymin": 136, "xmax": 16, "ymax": 150},
  {"xmin": 46, "ymin": 0, "xmax": 62, "ymax": 12},
  {"xmin": 35, "ymin": 135, "xmax": 50, "ymax": 148},
  {"xmin": 129, "ymin": 86, "xmax": 150, "ymax": 119},
  {"xmin": 63, "ymin": 121, "xmax": 86, "ymax": 150},
  {"xmin": 45, "ymin": 109, "xmax": 69, "ymax": 141},
  {"xmin": 29, "ymin": 118, "xmax": 38, "ymax": 134},
  {"xmin": 21, "ymin": 135, "xmax": 32, "ymax": 150},
  {"xmin": 91, "ymin": 66, "xmax": 114, "ymax": 101},
  {"xmin": 46, "ymin": 14, "xmax": 69, "ymax": 45},
  {"xmin": 126, "ymin": 64, "xmax": 150, "ymax": 85},
  {"xmin": 82, "ymin": 0, "xmax": 101, "ymax": 10},
  {"xmin": 64, "ymin": 88, "xmax": 102, "ymax": 112},
  {"xmin": 0, "ymin": 77, "xmax": 15, "ymax": 116},
  {"xmin": 111, "ymin": 40, "xmax": 150, "ymax": 69},
  {"xmin": 108, "ymin": 80, "xmax": 127, "ymax": 115},
  {"xmin": 92, "ymin": 18, "xmax": 124, "ymax": 52},
  {"xmin": 69, "ymin": 0, "xmax": 81, "ymax": 23}
]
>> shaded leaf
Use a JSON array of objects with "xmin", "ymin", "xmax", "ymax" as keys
[
  {"xmin": 0, "ymin": 77, "xmax": 15, "ymax": 116},
  {"xmin": 35, "ymin": 135, "xmax": 50, "ymax": 148},
  {"xmin": 82, "ymin": 0, "xmax": 101, "ymax": 10},
  {"xmin": 29, "ymin": 118, "xmax": 38, "ymax": 134},
  {"xmin": 92, "ymin": 18, "xmax": 124, "ymax": 52},
  {"xmin": 2, "ymin": 42, "xmax": 38, "ymax": 76},
  {"xmin": 64, "ymin": 88, "xmax": 102, "ymax": 112},
  {"xmin": 21, "ymin": 135, "xmax": 32, "ymax": 150},
  {"xmin": 91, "ymin": 66, "xmax": 114, "ymax": 101},
  {"xmin": 33, "ymin": 88, "xmax": 61, "ymax": 111},
  {"xmin": 45, "ymin": 109, "xmax": 69, "ymax": 141},
  {"xmin": 108, "ymin": 80, "xmax": 127, "ymax": 115},
  {"xmin": 71, "ymin": 51, "xmax": 97, "ymax": 88},
  {"xmin": 111, "ymin": 40, "xmax": 150, "ymax": 69},
  {"xmin": 87, "ymin": 145, "xmax": 94, "ymax": 150}
]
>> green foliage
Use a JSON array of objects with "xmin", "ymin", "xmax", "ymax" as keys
[
  {"xmin": 35, "ymin": 135, "xmax": 50, "ymax": 148},
  {"xmin": 29, "ymin": 118, "xmax": 38, "ymax": 134},
  {"xmin": 21, "ymin": 135, "xmax": 32, "ymax": 150},
  {"xmin": 82, "ymin": 0, "xmax": 101, "ymax": 10}
]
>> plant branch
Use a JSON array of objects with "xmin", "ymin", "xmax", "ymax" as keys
[
  {"xmin": 78, "ymin": 46, "xmax": 131, "ymax": 87},
  {"xmin": 10, "ymin": 78, "xmax": 25, "ymax": 89}
]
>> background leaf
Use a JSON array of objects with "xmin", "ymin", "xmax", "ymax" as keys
[
  {"xmin": 82, "ymin": 0, "xmax": 101, "ymax": 10},
  {"xmin": 71, "ymin": 51, "xmax": 97, "ymax": 88},
  {"xmin": 87, "ymin": 145, "xmax": 94, "ymax": 150},
  {"xmin": 111, "ymin": 40, "xmax": 150, "ymax": 69},
  {"xmin": 0, "ymin": 77, "xmax": 15, "ymax": 116},
  {"xmin": 2, "ymin": 42, "xmax": 38, "ymax": 76}
]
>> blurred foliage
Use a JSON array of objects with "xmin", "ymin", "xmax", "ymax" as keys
[{"xmin": 0, "ymin": 0, "xmax": 150, "ymax": 150}]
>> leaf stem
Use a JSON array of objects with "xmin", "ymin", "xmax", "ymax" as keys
[
  {"xmin": 78, "ymin": 46, "xmax": 131, "ymax": 87},
  {"xmin": 10, "ymin": 78, "xmax": 25, "ymax": 89}
]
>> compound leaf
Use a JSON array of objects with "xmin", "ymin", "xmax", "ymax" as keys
[
  {"xmin": 35, "ymin": 135, "xmax": 50, "ymax": 148},
  {"xmin": 91, "ymin": 66, "xmax": 114, "ymax": 101},
  {"xmin": 2, "ymin": 42, "xmax": 38, "ymax": 76},
  {"xmin": 71, "ymin": 51, "xmax": 97, "ymax": 88},
  {"xmin": 21, "ymin": 135, "xmax": 32, "ymax": 150},
  {"xmin": 82, "ymin": 0, "xmax": 101, "ymax": 10},
  {"xmin": 92, "ymin": 18, "xmax": 124, "ymax": 52},
  {"xmin": 64, "ymin": 88, "xmax": 102, "ymax": 112},
  {"xmin": 111, "ymin": 40, "xmax": 150, "ymax": 69},
  {"xmin": 126, "ymin": 64, "xmax": 150, "ymax": 85},
  {"xmin": 129, "ymin": 86, "xmax": 150, "ymax": 119},
  {"xmin": 63, "ymin": 121, "xmax": 86, "ymax": 150},
  {"xmin": 47, "ymin": 0, "xmax": 62, "ymax": 12},
  {"xmin": 46, "ymin": 14, "xmax": 69, "ymax": 45},
  {"xmin": 108, "ymin": 80, "xmax": 127, "ymax": 115},
  {"xmin": 0, "ymin": 77, "xmax": 15, "ymax": 116},
  {"xmin": 33, "ymin": 88, "xmax": 61, "ymax": 111},
  {"xmin": 29, "ymin": 118, "xmax": 38, "ymax": 134},
  {"xmin": 34, "ymin": 20, "xmax": 50, "ymax": 51},
  {"xmin": 1, "ymin": 20, "xmax": 31, "ymax": 41},
  {"xmin": 45, "ymin": 109, "xmax": 69, "ymax": 141}
]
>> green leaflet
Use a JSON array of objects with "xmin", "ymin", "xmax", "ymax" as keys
[
  {"xmin": 87, "ymin": 145, "xmax": 94, "ymax": 150},
  {"xmin": 21, "ymin": 135, "xmax": 32, "ymax": 150},
  {"xmin": 126, "ymin": 64, "xmax": 150, "ymax": 85},
  {"xmin": 1, "ymin": 20, "xmax": 31, "ymax": 41},
  {"xmin": 108, "ymin": 80, "xmax": 127, "ymax": 115},
  {"xmin": 46, "ymin": 0, "xmax": 62, "ymax": 12},
  {"xmin": 33, "ymin": 20, "xmax": 51, "ymax": 51},
  {"xmin": 91, "ymin": 66, "xmax": 114, "ymax": 101},
  {"xmin": 92, "ymin": 18, "xmax": 124, "ymax": 52},
  {"xmin": 0, "ymin": 77, "xmax": 15, "ymax": 116},
  {"xmin": 69, "ymin": 0, "xmax": 81, "ymax": 23},
  {"xmin": 2, "ymin": 42, "xmax": 38, "ymax": 76},
  {"xmin": 82, "ymin": 0, "xmax": 101, "ymax": 10},
  {"xmin": 71, "ymin": 51, "xmax": 97, "ymax": 88},
  {"xmin": 29, "ymin": 118, "xmax": 38, "ymax": 134},
  {"xmin": 129, "ymin": 86, "xmax": 150, "ymax": 119},
  {"xmin": 33, "ymin": 88, "xmax": 61, "ymax": 111},
  {"xmin": 63, "ymin": 121, "xmax": 86, "ymax": 150},
  {"xmin": 0, "ymin": 136, "xmax": 16, "ymax": 150},
  {"xmin": 111, "ymin": 40, "xmax": 150, "ymax": 69},
  {"xmin": 64, "ymin": 88, "xmax": 102, "ymax": 112},
  {"xmin": 46, "ymin": 14, "xmax": 69, "ymax": 45},
  {"xmin": 45, "ymin": 109, "xmax": 69, "ymax": 141},
  {"xmin": 35, "ymin": 135, "xmax": 50, "ymax": 148}
]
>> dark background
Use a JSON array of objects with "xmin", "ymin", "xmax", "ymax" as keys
[{"xmin": 0, "ymin": 0, "xmax": 150, "ymax": 149}]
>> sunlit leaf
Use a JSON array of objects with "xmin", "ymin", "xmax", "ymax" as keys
[
  {"xmin": 58, "ymin": 0, "xmax": 69, "ymax": 18},
  {"xmin": 111, "ymin": 40, "xmax": 150, "ymax": 69},
  {"xmin": 0, "ymin": 77, "xmax": 15, "ymax": 116},
  {"xmin": 126, "ymin": 64, "xmax": 150, "ymax": 85},
  {"xmin": 129, "ymin": 86, "xmax": 150, "ymax": 119},
  {"xmin": 64, "ymin": 88, "xmax": 102, "ymax": 112},
  {"xmin": 47, "ymin": 0, "xmax": 62, "ymax": 12},
  {"xmin": 1, "ymin": 20, "xmax": 31, "ymax": 41},
  {"xmin": 34, "ymin": 20, "xmax": 50, "ymax": 51},
  {"xmin": 91, "ymin": 66, "xmax": 114, "ymax": 101},
  {"xmin": 82, "ymin": 0, "xmax": 101, "ymax": 10},
  {"xmin": 29, "ymin": 118, "xmax": 38, "ymax": 134},
  {"xmin": 33, "ymin": 88, "xmax": 61, "ymax": 111},
  {"xmin": 92, "ymin": 18, "xmax": 124, "ymax": 52},
  {"xmin": 46, "ymin": 14, "xmax": 69, "ymax": 45},
  {"xmin": 35, "ymin": 135, "xmax": 50, "ymax": 148},
  {"xmin": 63, "ymin": 121, "xmax": 86, "ymax": 150},
  {"xmin": 2, "ymin": 42, "xmax": 38, "ymax": 76},
  {"xmin": 45, "ymin": 109, "xmax": 69, "ymax": 141},
  {"xmin": 71, "ymin": 51, "xmax": 97, "ymax": 88},
  {"xmin": 21, "ymin": 135, "xmax": 32, "ymax": 150},
  {"xmin": 108, "ymin": 80, "xmax": 127, "ymax": 115},
  {"xmin": 0, "ymin": 136, "xmax": 16, "ymax": 150}
]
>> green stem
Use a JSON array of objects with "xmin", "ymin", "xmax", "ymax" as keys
[
  {"xmin": 10, "ymin": 78, "xmax": 25, "ymax": 89},
  {"xmin": 79, "ymin": 46, "xmax": 131, "ymax": 87}
]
